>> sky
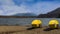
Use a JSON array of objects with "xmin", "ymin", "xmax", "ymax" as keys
[{"xmin": 0, "ymin": 0, "xmax": 60, "ymax": 16}]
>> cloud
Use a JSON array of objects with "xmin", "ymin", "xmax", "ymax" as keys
[
  {"xmin": 0, "ymin": 0, "xmax": 60, "ymax": 16},
  {"xmin": 29, "ymin": 2, "xmax": 60, "ymax": 14},
  {"xmin": 0, "ymin": 0, "xmax": 32, "ymax": 15},
  {"xmin": 0, "ymin": 0, "xmax": 14, "ymax": 5},
  {"xmin": 0, "ymin": 10, "xmax": 4, "ymax": 15}
]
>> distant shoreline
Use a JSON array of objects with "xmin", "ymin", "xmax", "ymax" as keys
[{"xmin": 0, "ymin": 16, "xmax": 37, "ymax": 18}]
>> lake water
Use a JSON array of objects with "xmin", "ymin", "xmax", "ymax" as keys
[{"xmin": 0, "ymin": 18, "xmax": 60, "ymax": 26}]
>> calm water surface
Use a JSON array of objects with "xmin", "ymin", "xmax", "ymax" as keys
[{"xmin": 0, "ymin": 18, "xmax": 60, "ymax": 26}]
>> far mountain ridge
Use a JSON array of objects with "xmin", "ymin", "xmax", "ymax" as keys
[
  {"xmin": 37, "ymin": 7, "xmax": 60, "ymax": 18},
  {"xmin": 12, "ymin": 13, "xmax": 37, "ymax": 16}
]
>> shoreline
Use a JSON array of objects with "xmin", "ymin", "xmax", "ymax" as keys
[{"xmin": 0, "ymin": 26, "xmax": 60, "ymax": 34}]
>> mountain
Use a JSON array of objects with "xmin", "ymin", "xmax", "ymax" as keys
[
  {"xmin": 0, "ymin": 13, "xmax": 37, "ymax": 18},
  {"xmin": 47, "ymin": 8, "xmax": 60, "ymax": 14},
  {"xmin": 37, "ymin": 7, "xmax": 60, "ymax": 18},
  {"xmin": 13, "ymin": 13, "xmax": 37, "ymax": 16}
]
